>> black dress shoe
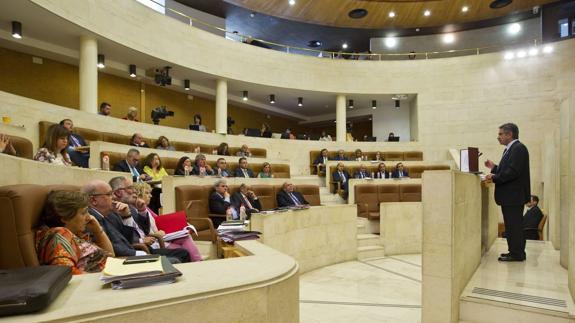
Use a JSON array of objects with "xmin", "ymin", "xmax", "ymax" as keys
[
  {"xmin": 500, "ymin": 253, "xmax": 510, "ymax": 257},
  {"xmin": 498, "ymin": 255, "xmax": 525, "ymax": 262}
]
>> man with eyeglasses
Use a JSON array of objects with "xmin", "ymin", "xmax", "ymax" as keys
[
  {"xmin": 112, "ymin": 148, "xmax": 151, "ymax": 182},
  {"xmin": 209, "ymin": 179, "xmax": 237, "ymax": 227},
  {"xmin": 277, "ymin": 182, "xmax": 309, "ymax": 208},
  {"xmin": 109, "ymin": 176, "xmax": 190, "ymax": 263},
  {"xmin": 214, "ymin": 158, "xmax": 230, "ymax": 177}
]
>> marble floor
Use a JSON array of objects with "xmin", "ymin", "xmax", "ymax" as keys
[
  {"xmin": 461, "ymin": 238, "xmax": 575, "ymax": 318},
  {"xmin": 300, "ymin": 254, "xmax": 422, "ymax": 323}
]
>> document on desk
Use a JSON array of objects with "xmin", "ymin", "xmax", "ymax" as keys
[
  {"xmin": 102, "ymin": 257, "xmax": 163, "ymax": 278},
  {"xmin": 460, "ymin": 149, "xmax": 469, "ymax": 172}
]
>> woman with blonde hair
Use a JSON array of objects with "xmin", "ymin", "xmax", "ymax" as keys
[
  {"xmin": 257, "ymin": 162, "xmax": 274, "ymax": 178},
  {"xmin": 132, "ymin": 182, "xmax": 202, "ymax": 262}
]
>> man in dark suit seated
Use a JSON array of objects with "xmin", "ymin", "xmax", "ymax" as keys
[
  {"xmin": 129, "ymin": 133, "xmax": 150, "ymax": 148},
  {"xmin": 333, "ymin": 149, "xmax": 348, "ymax": 161},
  {"xmin": 277, "ymin": 182, "xmax": 309, "ymax": 207},
  {"xmin": 59, "ymin": 119, "xmax": 90, "ymax": 168},
  {"xmin": 108, "ymin": 176, "xmax": 190, "ymax": 263},
  {"xmin": 209, "ymin": 180, "xmax": 238, "ymax": 226},
  {"xmin": 391, "ymin": 163, "xmax": 409, "ymax": 178},
  {"xmin": 231, "ymin": 183, "xmax": 262, "ymax": 218},
  {"xmin": 313, "ymin": 149, "xmax": 329, "ymax": 175},
  {"xmin": 234, "ymin": 157, "xmax": 255, "ymax": 178},
  {"xmin": 214, "ymin": 158, "xmax": 231, "ymax": 177},
  {"xmin": 354, "ymin": 164, "xmax": 370, "ymax": 179},
  {"xmin": 112, "ymin": 148, "xmax": 151, "ymax": 182},
  {"xmin": 523, "ymin": 195, "xmax": 543, "ymax": 240},
  {"xmin": 332, "ymin": 162, "xmax": 351, "ymax": 199}
]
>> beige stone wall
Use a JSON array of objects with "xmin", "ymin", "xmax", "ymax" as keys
[
  {"xmin": 380, "ymin": 202, "xmax": 422, "ymax": 255},
  {"xmin": 569, "ymin": 95, "xmax": 575, "ymax": 305},
  {"xmin": 561, "ymin": 98, "xmax": 571, "ymax": 268}
]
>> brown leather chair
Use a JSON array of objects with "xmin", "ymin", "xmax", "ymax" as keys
[
  {"xmin": 250, "ymin": 148, "xmax": 266, "ymax": 158},
  {"xmin": 175, "ymin": 185, "xmax": 216, "ymax": 242},
  {"xmin": 251, "ymin": 185, "xmax": 277, "ymax": 210},
  {"xmin": 538, "ymin": 214, "xmax": 548, "ymax": 240},
  {"xmin": 7, "ymin": 135, "xmax": 34, "ymax": 159},
  {"xmin": 383, "ymin": 152, "xmax": 404, "ymax": 161},
  {"xmin": 296, "ymin": 185, "xmax": 320, "ymax": 206},
  {"xmin": 271, "ymin": 164, "xmax": 290, "ymax": 178},
  {"xmin": 102, "ymin": 151, "xmax": 126, "ymax": 170},
  {"xmin": 102, "ymin": 132, "xmax": 131, "ymax": 145},
  {"xmin": 75, "ymin": 127, "xmax": 103, "ymax": 143},
  {"xmin": 403, "ymin": 151, "xmax": 423, "ymax": 161},
  {"xmin": 408, "ymin": 166, "xmax": 425, "ymax": 179},
  {"xmin": 400, "ymin": 184, "xmax": 422, "ymax": 202},
  {"xmin": 173, "ymin": 142, "xmax": 195, "ymax": 152},
  {"xmin": 355, "ymin": 184, "xmax": 380, "ymax": 220},
  {"xmin": 378, "ymin": 184, "xmax": 400, "ymax": 202}
]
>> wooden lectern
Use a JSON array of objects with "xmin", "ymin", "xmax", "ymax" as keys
[{"xmin": 460, "ymin": 147, "xmax": 480, "ymax": 173}]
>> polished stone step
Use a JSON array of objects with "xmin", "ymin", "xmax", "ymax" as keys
[
  {"xmin": 357, "ymin": 233, "xmax": 380, "ymax": 247},
  {"xmin": 357, "ymin": 245, "xmax": 386, "ymax": 260}
]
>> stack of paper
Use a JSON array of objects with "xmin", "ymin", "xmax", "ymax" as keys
[
  {"xmin": 100, "ymin": 256, "xmax": 182, "ymax": 289},
  {"xmin": 218, "ymin": 230, "xmax": 261, "ymax": 243},
  {"xmin": 217, "ymin": 220, "xmax": 247, "ymax": 232}
]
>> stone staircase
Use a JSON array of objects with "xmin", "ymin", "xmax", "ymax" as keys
[
  {"xmin": 319, "ymin": 186, "xmax": 346, "ymax": 205},
  {"xmin": 356, "ymin": 217, "xmax": 385, "ymax": 260}
]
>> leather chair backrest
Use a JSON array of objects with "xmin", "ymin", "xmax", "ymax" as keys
[
  {"xmin": 404, "ymin": 151, "xmax": 423, "ymax": 161},
  {"xmin": 175, "ymin": 185, "xmax": 209, "ymax": 219},
  {"xmin": 355, "ymin": 184, "xmax": 379, "ymax": 212},
  {"xmin": 161, "ymin": 157, "xmax": 179, "ymax": 175},
  {"xmin": 378, "ymin": 184, "xmax": 400, "ymax": 202},
  {"xmin": 383, "ymin": 152, "xmax": 404, "ymax": 161},
  {"xmin": 173, "ymin": 142, "xmax": 195, "ymax": 152},
  {"xmin": 251, "ymin": 185, "xmax": 277, "ymax": 210},
  {"xmin": 295, "ymin": 185, "xmax": 320, "ymax": 206},
  {"xmin": 102, "ymin": 151, "xmax": 126, "ymax": 170},
  {"xmin": 400, "ymin": 184, "xmax": 422, "ymax": 202},
  {"xmin": 408, "ymin": 166, "xmax": 424, "ymax": 178},
  {"xmin": 196, "ymin": 144, "xmax": 216, "ymax": 154},
  {"xmin": 75, "ymin": 127, "xmax": 103, "ymax": 143},
  {"xmin": 250, "ymin": 148, "xmax": 266, "ymax": 158},
  {"xmin": 272, "ymin": 164, "xmax": 290, "ymax": 178},
  {"xmin": 9, "ymin": 135, "xmax": 34, "ymax": 159},
  {"xmin": 101, "ymin": 132, "xmax": 131, "ymax": 145},
  {"xmin": 38, "ymin": 121, "xmax": 56, "ymax": 147}
]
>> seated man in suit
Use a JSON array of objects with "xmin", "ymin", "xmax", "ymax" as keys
[
  {"xmin": 209, "ymin": 180, "xmax": 238, "ymax": 226},
  {"xmin": 354, "ymin": 164, "xmax": 370, "ymax": 179},
  {"xmin": 112, "ymin": 148, "xmax": 151, "ymax": 183},
  {"xmin": 392, "ymin": 162, "xmax": 409, "ymax": 178},
  {"xmin": 234, "ymin": 157, "xmax": 255, "ymax": 178},
  {"xmin": 59, "ymin": 118, "xmax": 89, "ymax": 168},
  {"xmin": 277, "ymin": 182, "xmax": 309, "ymax": 207},
  {"xmin": 523, "ymin": 195, "xmax": 544, "ymax": 240},
  {"xmin": 129, "ymin": 133, "xmax": 150, "ymax": 148},
  {"xmin": 214, "ymin": 158, "xmax": 231, "ymax": 177},
  {"xmin": 313, "ymin": 149, "xmax": 329, "ymax": 175},
  {"xmin": 108, "ymin": 176, "xmax": 190, "ymax": 263},
  {"xmin": 231, "ymin": 183, "xmax": 262, "ymax": 218},
  {"xmin": 332, "ymin": 162, "xmax": 351, "ymax": 199},
  {"xmin": 333, "ymin": 149, "xmax": 348, "ymax": 161}
]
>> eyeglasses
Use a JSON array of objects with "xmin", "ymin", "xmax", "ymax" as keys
[{"xmin": 91, "ymin": 191, "xmax": 113, "ymax": 197}]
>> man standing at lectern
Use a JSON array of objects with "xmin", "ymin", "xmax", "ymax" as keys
[{"xmin": 484, "ymin": 123, "xmax": 530, "ymax": 262}]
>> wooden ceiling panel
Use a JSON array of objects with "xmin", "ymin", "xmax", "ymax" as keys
[{"xmin": 224, "ymin": 0, "xmax": 558, "ymax": 29}]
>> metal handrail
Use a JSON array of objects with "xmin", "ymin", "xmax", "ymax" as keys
[{"xmin": 140, "ymin": 0, "xmax": 541, "ymax": 60}]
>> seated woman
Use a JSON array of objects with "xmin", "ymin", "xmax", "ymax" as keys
[
  {"xmin": 354, "ymin": 149, "xmax": 364, "ymax": 161},
  {"xmin": 142, "ymin": 153, "xmax": 169, "ymax": 181},
  {"xmin": 36, "ymin": 191, "xmax": 114, "ymax": 274},
  {"xmin": 192, "ymin": 153, "xmax": 214, "ymax": 176},
  {"xmin": 392, "ymin": 162, "xmax": 409, "ymax": 178},
  {"xmin": 374, "ymin": 163, "xmax": 389, "ymax": 179},
  {"xmin": 260, "ymin": 123, "xmax": 272, "ymax": 138},
  {"xmin": 34, "ymin": 124, "xmax": 72, "ymax": 166},
  {"xmin": 156, "ymin": 136, "xmax": 175, "ymax": 151},
  {"xmin": 190, "ymin": 114, "xmax": 207, "ymax": 132},
  {"xmin": 216, "ymin": 142, "xmax": 230, "ymax": 156},
  {"xmin": 132, "ymin": 182, "xmax": 202, "ymax": 262},
  {"xmin": 174, "ymin": 156, "xmax": 193, "ymax": 176},
  {"xmin": 0, "ymin": 133, "xmax": 17, "ymax": 156},
  {"xmin": 257, "ymin": 162, "xmax": 274, "ymax": 178},
  {"xmin": 236, "ymin": 144, "xmax": 252, "ymax": 157},
  {"xmin": 374, "ymin": 151, "xmax": 384, "ymax": 161}
]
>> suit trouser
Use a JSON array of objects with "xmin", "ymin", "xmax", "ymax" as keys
[{"xmin": 501, "ymin": 205, "xmax": 526, "ymax": 258}]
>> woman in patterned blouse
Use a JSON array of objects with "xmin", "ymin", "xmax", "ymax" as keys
[
  {"xmin": 34, "ymin": 124, "xmax": 72, "ymax": 166},
  {"xmin": 36, "ymin": 191, "xmax": 114, "ymax": 274}
]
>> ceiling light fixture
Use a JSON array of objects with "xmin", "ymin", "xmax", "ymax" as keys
[
  {"xmin": 508, "ymin": 23, "xmax": 521, "ymax": 35},
  {"xmin": 298, "ymin": 97, "xmax": 303, "ymax": 107},
  {"xmin": 388, "ymin": 11, "xmax": 396, "ymax": 18},
  {"xmin": 348, "ymin": 99, "xmax": 354, "ymax": 109},
  {"xmin": 424, "ymin": 10, "xmax": 431, "ymax": 17},
  {"xmin": 270, "ymin": 94, "xmax": 275, "ymax": 104},
  {"xmin": 395, "ymin": 100, "xmax": 400, "ymax": 108},
  {"xmin": 543, "ymin": 45, "xmax": 553, "ymax": 54},
  {"xmin": 243, "ymin": 91, "xmax": 248, "ymax": 101},
  {"xmin": 97, "ymin": 54, "xmax": 105, "ymax": 68},
  {"xmin": 372, "ymin": 100, "xmax": 377, "ymax": 110},
  {"xmin": 384, "ymin": 37, "xmax": 397, "ymax": 48},
  {"xmin": 462, "ymin": 6, "xmax": 469, "ymax": 12},
  {"xmin": 184, "ymin": 79, "xmax": 190, "ymax": 90},
  {"xmin": 503, "ymin": 51, "xmax": 515, "ymax": 60},
  {"xmin": 11, "ymin": 21, "xmax": 22, "ymax": 39},
  {"xmin": 442, "ymin": 33, "xmax": 455, "ymax": 44},
  {"xmin": 129, "ymin": 64, "xmax": 137, "ymax": 78},
  {"xmin": 342, "ymin": 43, "xmax": 348, "ymax": 49},
  {"xmin": 288, "ymin": 0, "xmax": 295, "ymax": 5}
]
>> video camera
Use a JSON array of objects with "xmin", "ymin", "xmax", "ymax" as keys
[{"xmin": 151, "ymin": 106, "xmax": 174, "ymax": 125}]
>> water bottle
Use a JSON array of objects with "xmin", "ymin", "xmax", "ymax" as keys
[
  {"xmin": 371, "ymin": 172, "xmax": 374, "ymax": 179},
  {"xmin": 102, "ymin": 155, "xmax": 110, "ymax": 171},
  {"xmin": 239, "ymin": 205, "xmax": 247, "ymax": 221}
]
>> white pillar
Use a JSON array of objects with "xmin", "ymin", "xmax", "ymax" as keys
[
  {"xmin": 336, "ymin": 94, "xmax": 347, "ymax": 142},
  {"xmin": 215, "ymin": 79, "xmax": 228, "ymax": 134},
  {"xmin": 79, "ymin": 36, "xmax": 98, "ymax": 114}
]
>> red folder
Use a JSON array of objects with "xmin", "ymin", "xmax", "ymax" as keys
[{"xmin": 154, "ymin": 211, "xmax": 187, "ymax": 234}]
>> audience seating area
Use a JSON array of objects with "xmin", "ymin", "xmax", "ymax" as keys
[
  {"xmin": 354, "ymin": 183, "xmax": 422, "ymax": 220},
  {"xmin": 39, "ymin": 121, "xmax": 267, "ymax": 157},
  {"xmin": 175, "ymin": 184, "xmax": 321, "ymax": 239},
  {"xmin": 310, "ymin": 150, "xmax": 423, "ymax": 174},
  {"xmin": 4, "ymin": 134, "xmax": 33, "ymax": 159},
  {"xmin": 102, "ymin": 151, "xmax": 290, "ymax": 178}
]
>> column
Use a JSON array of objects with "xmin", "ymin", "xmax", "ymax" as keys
[
  {"xmin": 79, "ymin": 36, "xmax": 98, "ymax": 114},
  {"xmin": 336, "ymin": 94, "xmax": 346, "ymax": 142},
  {"xmin": 215, "ymin": 79, "xmax": 228, "ymax": 134}
]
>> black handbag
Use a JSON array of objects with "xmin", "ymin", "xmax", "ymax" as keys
[{"xmin": 0, "ymin": 266, "xmax": 72, "ymax": 317}]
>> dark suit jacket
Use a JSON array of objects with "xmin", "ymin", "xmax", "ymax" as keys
[
  {"xmin": 332, "ymin": 170, "xmax": 351, "ymax": 189},
  {"xmin": 313, "ymin": 155, "xmax": 329, "ymax": 166},
  {"xmin": 234, "ymin": 167, "xmax": 255, "ymax": 178},
  {"xmin": 231, "ymin": 191, "xmax": 262, "ymax": 214},
  {"xmin": 392, "ymin": 170, "xmax": 409, "ymax": 178},
  {"xmin": 67, "ymin": 133, "xmax": 89, "ymax": 168},
  {"xmin": 209, "ymin": 191, "xmax": 231, "ymax": 215},
  {"xmin": 374, "ymin": 171, "xmax": 389, "ymax": 179},
  {"xmin": 523, "ymin": 205, "xmax": 543, "ymax": 230},
  {"xmin": 491, "ymin": 141, "xmax": 531, "ymax": 206},
  {"xmin": 276, "ymin": 190, "xmax": 309, "ymax": 207},
  {"xmin": 354, "ymin": 170, "xmax": 370, "ymax": 179},
  {"xmin": 191, "ymin": 165, "xmax": 214, "ymax": 176},
  {"xmin": 113, "ymin": 160, "xmax": 141, "ymax": 182},
  {"xmin": 333, "ymin": 155, "xmax": 348, "ymax": 161},
  {"xmin": 89, "ymin": 208, "xmax": 137, "ymax": 257}
]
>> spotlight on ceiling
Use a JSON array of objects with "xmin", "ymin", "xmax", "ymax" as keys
[
  {"xmin": 395, "ymin": 100, "xmax": 400, "ymax": 108},
  {"xmin": 342, "ymin": 43, "xmax": 348, "ymax": 49},
  {"xmin": 348, "ymin": 99, "xmax": 354, "ymax": 109},
  {"xmin": 424, "ymin": 10, "xmax": 431, "ymax": 17},
  {"xmin": 348, "ymin": 8, "xmax": 368, "ymax": 19},
  {"xmin": 388, "ymin": 11, "xmax": 396, "ymax": 18},
  {"xmin": 490, "ymin": 0, "xmax": 513, "ymax": 9},
  {"xmin": 371, "ymin": 100, "xmax": 377, "ymax": 110},
  {"xmin": 11, "ymin": 21, "xmax": 22, "ymax": 39},
  {"xmin": 384, "ymin": 37, "xmax": 397, "ymax": 48},
  {"xmin": 462, "ymin": 6, "xmax": 469, "ymax": 12},
  {"xmin": 270, "ymin": 94, "xmax": 275, "ymax": 104},
  {"xmin": 129, "ymin": 64, "xmax": 137, "ymax": 78},
  {"xmin": 288, "ymin": 0, "xmax": 295, "ymax": 5},
  {"xmin": 97, "ymin": 54, "xmax": 105, "ymax": 69},
  {"xmin": 516, "ymin": 50, "xmax": 527, "ymax": 58},
  {"xmin": 184, "ymin": 79, "xmax": 190, "ymax": 91},
  {"xmin": 442, "ymin": 33, "xmax": 455, "ymax": 44},
  {"xmin": 543, "ymin": 45, "xmax": 554, "ymax": 54},
  {"xmin": 503, "ymin": 51, "xmax": 515, "ymax": 60},
  {"xmin": 528, "ymin": 47, "xmax": 539, "ymax": 56},
  {"xmin": 298, "ymin": 97, "xmax": 303, "ymax": 107},
  {"xmin": 507, "ymin": 23, "xmax": 521, "ymax": 35},
  {"xmin": 242, "ymin": 91, "xmax": 248, "ymax": 101}
]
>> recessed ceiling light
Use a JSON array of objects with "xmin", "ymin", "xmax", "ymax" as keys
[
  {"xmin": 516, "ymin": 50, "xmax": 527, "ymax": 58},
  {"xmin": 462, "ymin": 6, "xmax": 469, "ymax": 12},
  {"xmin": 543, "ymin": 45, "xmax": 553, "ymax": 54},
  {"xmin": 528, "ymin": 47, "xmax": 539, "ymax": 56},
  {"xmin": 348, "ymin": 8, "xmax": 368, "ymax": 19},
  {"xmin": 388, "ymin": 11, "xmax": 396, "ymax": 18},
  {"xmin": 424, "ymin": 10, "xmax": 431, "ymax": 17},
  {"xmin": 490, "ymin": 0, "xmax": 513, "ymax": 9},
  {"xmin": 504, "ymin": 51, "xmax": 515, "ymax": 60},
  {"xmin": 384, "ymin": 37, "xmax": 397, "ymax": 48},
  {"xmin": 307, "ymin": 40, "xmax": 322, "ymax": 48},
  {"xmin": 442, "ymin": 33, "xmax": 455, "ymax": 44},
  {"xmin": 342, "ymin": 43, "xmax": 348, "ymax": 49},
  {"xmin": 288, "ymin": 0, "xmax": 295, "ymax": 5},
  {"xmin": 11, "ymin": 21, "xmax": 22, "ymax": 39},
  {"xmin": 507, "ymin": 23, "xmax": 521, "ymax": 35}
]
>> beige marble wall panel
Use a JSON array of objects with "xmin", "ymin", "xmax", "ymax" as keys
[
  {"xmin": 347, "ymin": 178, "xmax": 422, "ymax": 204},
  {"xmin": 0, "ymin": 241, "xmax": 299, "ymax": 323},
  {"xmin": 422, "ymin": 170, "xmax": 482, "ymax": 323},
  {"xmin": 380, "ymin": 202, "xmax": 422, "ymax": 255},
  {"xmin": 543, "ymin": 129, "xmax": 561, "ymax": 247},
  {"xmin": 481, "ymin": 183, "xmax": 500, "ymax": 254},
  {"xmin": 561, "ymin": 98, "xmax": 571, "ymax": 268},
  {"xmin": 569, "ymin": 95, "xmax": 575, "ymax": 304},
  {"xmin": 250, "ymin": 205, "xmax": 357, "ymax": 274}
]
